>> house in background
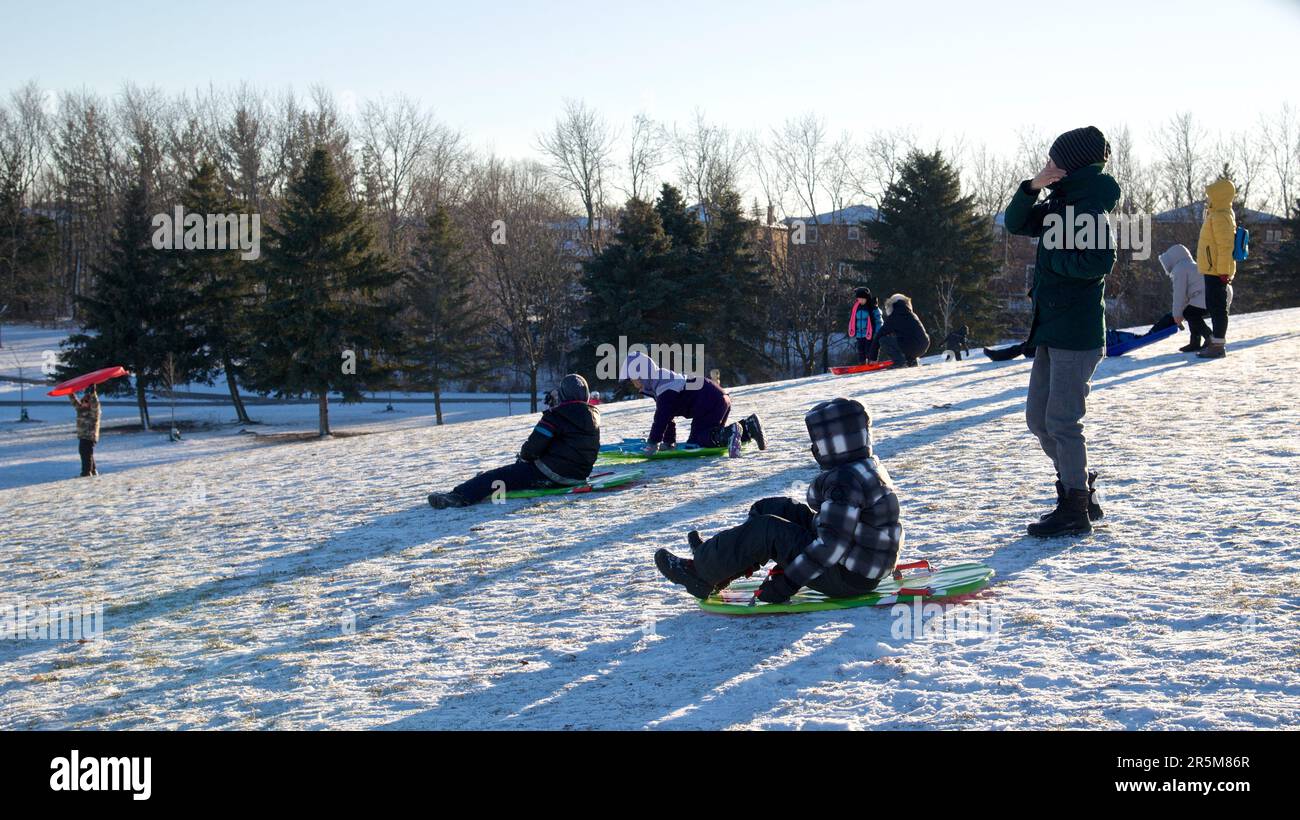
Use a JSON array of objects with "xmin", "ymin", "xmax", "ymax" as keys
[
  {"xmin": 550, "ymin": 216, "xmax": 612, "ymax": 270},
  {"xmin": 781, "ymin": 204, "xmax": 878, "ymax": 281}
]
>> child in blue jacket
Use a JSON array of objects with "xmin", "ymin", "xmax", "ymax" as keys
[{"xmin": 848, "ymin": 288, "xmax": 884, "ymax": 364}]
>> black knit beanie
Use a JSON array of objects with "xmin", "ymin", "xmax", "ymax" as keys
[
  {"xmin": 558, "ymin": 373, "xmax": 590, "ymax": 403},
  {"xmin": 1049, "ymin": 126, "xmax": 1110, "ymax": 173}
]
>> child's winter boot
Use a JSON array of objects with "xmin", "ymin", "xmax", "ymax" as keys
[
  {"xmin": 654, "ymin": 549, "xmax": 717, "ymax": 599},
  {"xmin": 741, "ymin": 414, "xmax": 767, "ymax": 450},
  {"xmin": 1197, "ymin": 340, "xmax": 1227, "ymax": 359},
  {"xmin": 428, "ymin": 491, "xmax": 470, "ymax": 509}
]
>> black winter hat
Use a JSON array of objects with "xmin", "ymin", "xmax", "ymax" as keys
[
  {"xmin": 853, "ymin": 287, "xmax": 871, "ymax": 300},
  {"xmin": 1049, "ymin": 126, "xmax": 1110, "ymax": 174},
  {"xmin": 805, "ymin": 397, "xmax": 872, "ymax": 468},
  {"xmin": 558, "ymin": 373, "xmax": 590, "ymax": 403}
]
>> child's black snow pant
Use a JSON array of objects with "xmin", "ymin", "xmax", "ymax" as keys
[
  {"xmin": 1183, "ymin": 305, "xmax": 1211, "ymax": 348},
  {"xmin": 855, "ymin": 336, "xmax": 869, "ymax": 364},
  {"xmin": 690, "ymin": 497, "xmax": 879, "ymax": 598},
  {"xmin": 453, "ymin": 460, "xmax": 560, "ymax": 504},
  {"xmin": 78, "ymin": 438, "xmax": 96, "ymax": 476}
]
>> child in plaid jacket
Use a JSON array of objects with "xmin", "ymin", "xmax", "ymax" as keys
[{"xmin": 655, "ymin": 397, "xmax": 902, "ymax": 603}]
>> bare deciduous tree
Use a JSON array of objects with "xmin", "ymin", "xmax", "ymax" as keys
[
  {"xmin": 769, "ymin": 113, "xmax": 831, "ymax": 224},
  {"xmin": 1260, "ymin": 104, "xmax": 1299, "ymax": 217},
  {"xmin": 463, "ymin": 157, "xmax": 579, "ymax": 411},
  {"xmin": 671, "ymin": 109, "xmax": 746, "ymax": 231},
  {"xmin": 1155, "ymin": 112, "xmax": 1209, "ymax": 209},
  {"xmin": 536, "ymin": 98, "xmax": 616, "ymax": 253},
  {"xmin": 964, "ymin": 142, "xmax": 1018, "ymax": 220},
  {"xmin": 359, "ymin": 95, "xmax": 445, "ymax": 256},
  {"xmin": 622, "ymin": 112, "xmax": 667, "ymax": 202}
]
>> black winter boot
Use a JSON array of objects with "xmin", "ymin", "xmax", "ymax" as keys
[
  {"xmin": 1027, "ymin": 488, "xmax": 1092, "ymax": 537},
  {"xmin": 741, "ymin": 414, "xmax": 767, "ymax": 450},
  {"xmin": 428, "ymin": 491, "xmax": 470, "ymax": 509},
  {"xmin": 1044, "ymin": 472, "xmax": 1103, "ymax": 522},
  {"xmin": 654, "ymin": 549, "xmax": 717, "ymax": 599}
]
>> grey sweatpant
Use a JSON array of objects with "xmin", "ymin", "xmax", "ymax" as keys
[{"xmin": 1026, "ymin": 346, "xmax": 1103, "ymax": 491}]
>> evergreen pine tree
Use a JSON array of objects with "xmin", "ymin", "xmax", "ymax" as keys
[
  {"xmin": 403, "ymin": 206, "xmax": 490, "ymax": 424},
  {"xmin": 860, "ymin": 150, "xmax": 1000, "ymax": 343},
  {"xmin": 578, "ymin": 197, "xmax": 674, "ymax": 383},
  {"xmin": 654, "ymin": 183, "xmax": 709, "ymax": 344},
  {"xmin": 702, "ymin": 188, "xmax": 769, "ymax": 382},
  {"xmin": 175, "ymin": 161, "xmax": 256, "ymax": 424},
  {"xmin": 59, "ymin": 177, "xmax": 194, "ymax": 429},
  {"xmin": 243, "ymin": 147, "xmax": 400, "ymax": 437}
]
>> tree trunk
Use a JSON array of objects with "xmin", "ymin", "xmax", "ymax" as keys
[
  {"xmin": 134, "ymin": 374, "xmax": 150, "ymax": 434},
  {"xmin": 529, "ymin": 366, "xmax": 538, "ymax": 413},
  {"xmin": 318, "ymin": 392, "xmax": 330, "ymax": 437},
  {"xmin": 222, "ymin": 351, "xmax": 251, "ymax": 424},
  {"xmin": 434, "ymin": 380, "xmax": 443, "ymax": 426}
]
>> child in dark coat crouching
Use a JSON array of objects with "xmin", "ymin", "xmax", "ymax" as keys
[
  {"xmin": 877, "ymin": 294, "xmax": 930, "ymax": 367},
  {"xmin": 655, "ymin": 397, "xmax": 902, "ymax": 603}
]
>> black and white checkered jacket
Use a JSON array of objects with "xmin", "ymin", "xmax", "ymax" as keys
[
  {"xmin": 782, "ymin": 397, "xmax": 903, "ymax": 590},
  {"xmin": 782, "ymin": 457, "xmax": 903, "ymax": 589}
]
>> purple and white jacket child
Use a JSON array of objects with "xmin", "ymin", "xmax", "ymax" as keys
[{"xmin": 621, "ymin": 351, "xmax": 732, "ymax": 449}]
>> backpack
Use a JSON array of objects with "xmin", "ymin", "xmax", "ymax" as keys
[{"xmin": 1233, "ymin": 226, "xmax": 1250, "ymax": 261}]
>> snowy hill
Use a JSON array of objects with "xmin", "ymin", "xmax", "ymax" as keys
[{"xmin": 1, "ymin": 309, "xmax": 1298, "ymax": 729}]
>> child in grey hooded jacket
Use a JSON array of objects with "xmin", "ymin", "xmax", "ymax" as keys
[{"xmin": 1158, "ymin": 244, "xmax": 1211, "ymax": 353}]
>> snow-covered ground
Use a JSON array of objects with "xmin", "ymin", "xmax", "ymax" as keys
[{"xmin": 1, "ymin": 309, "xmax": 1297, "ymax": 729}]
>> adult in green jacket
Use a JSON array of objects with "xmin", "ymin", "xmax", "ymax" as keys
[{"xmin": 1003, "ymin": 126, "xmax": 1120, "ymax": 538}]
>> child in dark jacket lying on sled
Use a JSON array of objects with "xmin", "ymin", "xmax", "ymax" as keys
[
  {"xmin": 655, "ymin": 397, "xmax": 903, "ymax": 603},
  {"xmin": 428, "ymin": 374, "xmax": 600, "ymax": 509}
]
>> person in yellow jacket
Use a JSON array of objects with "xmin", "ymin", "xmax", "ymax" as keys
[{"xmin": 1196, "ymin": 177, "xmax": 1237, "ymax": 358}]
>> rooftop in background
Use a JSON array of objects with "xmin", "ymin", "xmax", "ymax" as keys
[
  {"xmin": 1152, "ymin": 203, "xmax": 1284, "ymax": 224},
  {"xmin": 784, "ymin": 205, "xmax": 880, "ymax": 225}
]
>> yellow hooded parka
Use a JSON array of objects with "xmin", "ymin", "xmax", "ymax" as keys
[{"xmin": 1197, "ymin": 177, "xmax": 1237, "ymax": 281}]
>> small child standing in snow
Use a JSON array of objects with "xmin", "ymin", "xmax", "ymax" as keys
[
  {"xmin": 944, "ymin": 324, "xmax": 970, "ymax": 361},
  {"xmin": 621, "ymin": 352, "xmax": 765, "ymax": 457},
  {"xmin": 428, "ymin": 374, "xmax": 600, "ymax": 509},
  {"xmin": 69, "ymin": 384, "xmax": 100, "ymax": 477},
  {"xmin": 1159, "ymin": 244, "xmax": 1211, "ymax": 353},
  {"xmin": 848, "ymin": 287, "xmax": 884, "ymax": 364},
  {"xmin": 655, "ymin": 397, "xmax": 902, "ymax": 603}
]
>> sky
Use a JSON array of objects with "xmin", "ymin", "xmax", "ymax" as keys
[{"xmin": 3, "ymin": 0, "xmax": 1299, "ymax": 170}]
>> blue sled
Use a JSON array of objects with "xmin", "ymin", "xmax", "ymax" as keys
[
  {"xmin": 600, "ymin": 437, "xmax": 647, "ymax": 452},
  {"xmin": 1106, "ymin": 324, "xmax": 1179, "ymax": 357}
]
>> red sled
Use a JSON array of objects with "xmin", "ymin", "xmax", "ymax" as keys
[
  {"xmin": 829, "ymin": 360, "xmax": 893, "ymax": 376},
  {"xmin": 47, "ymin": 366, "xmax": 129, "ymax": 397}
]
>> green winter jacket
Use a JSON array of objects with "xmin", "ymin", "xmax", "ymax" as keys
[{"xmin": 1003, "ymin": 163, "xmax": 1121, "ymax": 351}]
